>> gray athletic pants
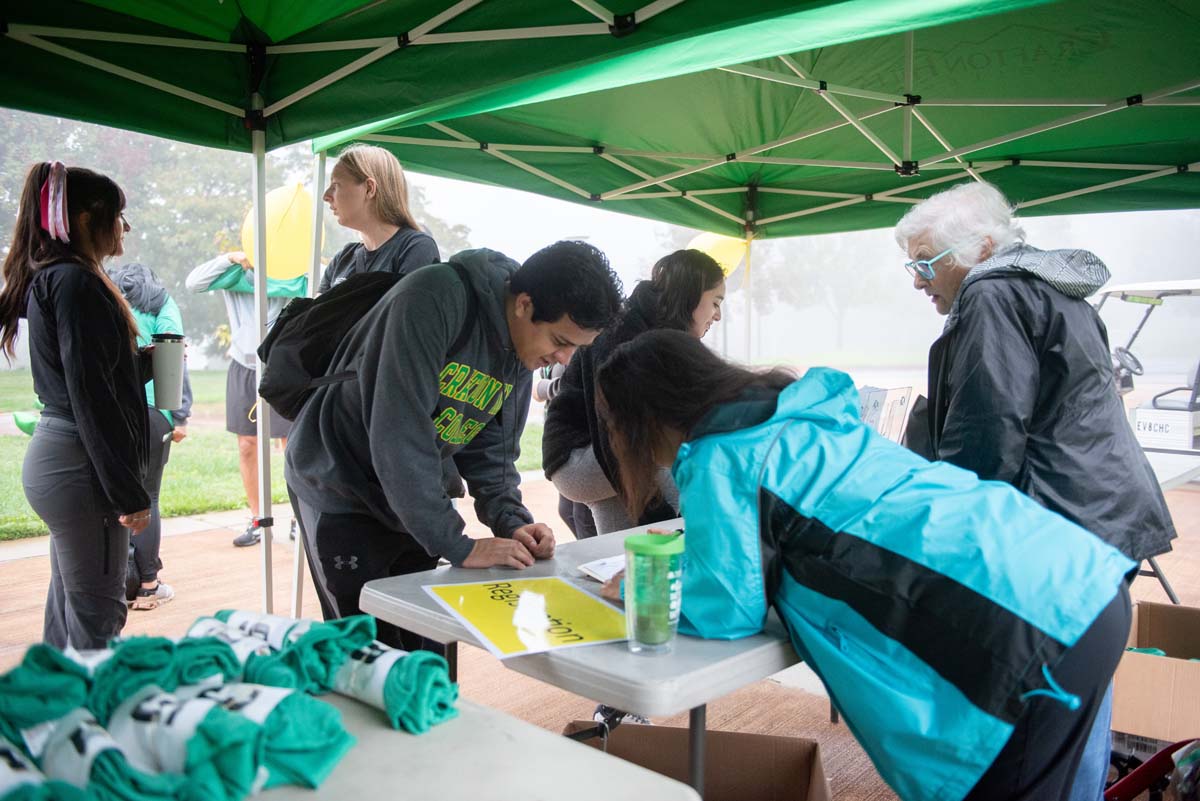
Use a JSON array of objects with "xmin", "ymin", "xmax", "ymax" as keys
[{"xmin": 23, "ymin": 415, "xmax": 129, "ymax": 649}]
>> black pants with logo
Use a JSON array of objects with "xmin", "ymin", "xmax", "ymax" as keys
[{"xmin": 290, "ymin": 488, "xmax": 446, "ymax": 656}]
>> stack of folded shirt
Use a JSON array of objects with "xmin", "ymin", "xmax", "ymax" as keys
[
  {"xmin": 106, "ymin": 685, "xmax": 264, "ymax": 801},
  {"xmin": 175, "ymin": 682, "xmax": 354, "ymax": 789},
  {"xmin": 0, "ymin": 735, "xmax": 87, "ymax": 801},
  {"xmin": 213, "ymin": 612, "xmax": 375, "ymax": 693},
  {"xmin": 332, "ymin": 641, "xmax": 458, "ymax": 733}
]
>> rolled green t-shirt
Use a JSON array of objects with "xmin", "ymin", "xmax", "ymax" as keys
[
  {"xmin": 0, "ymin": 735, "xmax": 88, "ymax": 801},
  {"xmin": 332, "ymin": 641, "xmax": 458, "ymax": 733},
  {"xmin": 178, "ymin": 682, "xmax": 354, "ymax": 789}
]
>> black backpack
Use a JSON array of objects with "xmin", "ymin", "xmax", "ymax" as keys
[{"xmin": 256, "ymin": 262, "xmax": 477, "ymax": 420}]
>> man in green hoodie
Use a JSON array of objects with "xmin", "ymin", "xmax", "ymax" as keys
[
  {"xmin": 896, "ymin": 181, "xmax": 1176, "ymax": 801},
  {"xmin": 285, "ymin": 241, "xmax": 623, "ymax": 652}
]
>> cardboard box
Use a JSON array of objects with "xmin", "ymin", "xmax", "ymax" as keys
[
  {"xmin": 563, "ymin": 720, "xmax": 831, "ymax": 801},
  {"xmin": 1131, "ymin": 406, "xmax": 1200, "ymax": 449},
  {"xmin": 1112, "ymin": 730, "xmax": 1175, "ymax": 763},
  {"xmin": 1112, "ymin": 602, "xmax": 1200, "ymax": 742}
]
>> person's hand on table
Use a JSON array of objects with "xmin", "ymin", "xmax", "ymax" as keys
[
  {"xmin": 462, "ymin": 537, "xmax": 535, "ymax": 569},
  {"xmin": 512, "ymin": 523, "xmax": 556, "ymax": 559},
  {"xmin": 600, "ymin": 569, "xmax": 625, "ymax": 604},
  {"xmin": 120, "ymin": 508, "xmax": 151, "ymax": 534}
]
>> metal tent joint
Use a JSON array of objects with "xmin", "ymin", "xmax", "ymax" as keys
[
  {"xmin": 589, "ymin": 193, "xmax": 602, "ymax": 201},
  {"xmin": 725, "ymin": 152, "xmax": 737, "ymax": 161},
  {"xmin": 243, "ymin": 109, "xmax": 265, "ymax": 130},
  {"xmin": 479, "ymin": 141, "xmax": 489, "ymax": 150},
  {"xmin": 609, "ymin": 13, "xmax": 637, "ymax": 37},
  {"xmin": 864, "ymin": 193, "xmax": 874, "ymax": 201},
  {"xmin": 904, "ymin": 93, "xmax": 921, "ymax": 105},
  {"xmin": 1011, "ymin": 158, "xmax": 1021, "ymax": 166},
  {"xmin": 592, "ymin": 145, "xmax": 605, "ymax": 155},
  {"xmin": 818, "ymin": 79, "xmax": 828, "ymax": 93},
  {"xmin": 1180, "ymin": 164, "xmax": 1190, "ymax": 174},
  {"xmin": 1126, "ymin": 93, "xmax": 1144, "ymax": 106},
  {"xmin": 398, "ymin": 32, "xmax": 412, "ymax": 47},
  {"xmin": 895, "ymin": 160, "xmax": 919, "ymax": 177}
]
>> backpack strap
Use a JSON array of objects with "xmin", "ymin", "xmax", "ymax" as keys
[{"xmin": 447, "ymin": 261, "xmax": 478, "ymax": 356}]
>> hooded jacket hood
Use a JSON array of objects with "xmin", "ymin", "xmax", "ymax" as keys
[
  {"xmin": 108, "ymin": 262, "xmax": 167, "ymax": 315},
  {"xmin": 449, "ymin": 248, "xmax": 518, "ymax": 353},
  {"xmin": 944, "ymin": 243, "xmax": 1110, "ymax": 332}
]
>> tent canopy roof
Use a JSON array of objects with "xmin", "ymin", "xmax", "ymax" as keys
[
  {"xmin": 331, "ymin": 0, "xmax": 1200, "ymax": 239},
  {"xmin": 0, "ymin": 0, "xmax": 1036, "ymax": 154}
]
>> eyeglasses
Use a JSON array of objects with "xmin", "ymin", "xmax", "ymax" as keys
[
  {"xmin": 904, "ymin": 248, "xmax": 953, "ymax": 280},
  {"xmin": 120, "ymin": 212, "xmax": 130, "ymax": 230}
]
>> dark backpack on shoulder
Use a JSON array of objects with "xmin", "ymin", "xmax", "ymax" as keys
[{"xmin": 256, "ymin": 263, "xmax": 476, "ymax": 420}]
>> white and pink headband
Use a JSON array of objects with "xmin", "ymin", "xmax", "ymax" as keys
[{"xmin": 39, "ymin": 161, "xmax": 70, "ymax": 244}]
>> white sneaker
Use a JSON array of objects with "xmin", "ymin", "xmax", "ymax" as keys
[{"xmin": 131, "ymin": 581, "xmax": 174, "ymax": 611}]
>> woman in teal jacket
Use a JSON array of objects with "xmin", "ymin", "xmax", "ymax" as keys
[
  {"xmin": 109, "ymin": 262, "xmax": 192, "ymax": 610},
  {"xmin": 596, "ymin": 330, "xmax": 1133, "ymax": 801}
]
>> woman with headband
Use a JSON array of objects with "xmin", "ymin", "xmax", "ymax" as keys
[{"xmin": 0, "ymin": 162, "xmax": 150, "ymax": 649}]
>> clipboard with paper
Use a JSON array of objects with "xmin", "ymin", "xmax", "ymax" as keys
[{"xmin": 424, "ymin": 577, "xmax": 627, "ymax": 659}]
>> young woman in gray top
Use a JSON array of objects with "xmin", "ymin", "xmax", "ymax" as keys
[{"xmin": 318, "ymin": 144, "xmax": 441, "ymax": 293}]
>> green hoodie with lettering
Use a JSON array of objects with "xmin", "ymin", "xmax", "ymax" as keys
[{"xmin": 284, "ymin": 249, "xmax": 533, "ymax": 565}]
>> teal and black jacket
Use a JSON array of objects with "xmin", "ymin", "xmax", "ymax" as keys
[{"xmin": 673, "ymin": 368, "xmax": 1134, "ymax": 801}]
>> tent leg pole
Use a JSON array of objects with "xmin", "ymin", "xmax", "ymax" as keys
[
  {"xmin": 291, "ymin": 150, "xmax": 326, "ymax": 619},
  {"xmin": 251, "ymin": 93, "xmax": 274, "ymax": 614},
  {"xmin": 744, "ymin": 235, "xmax": 753, "ymax": 364}
]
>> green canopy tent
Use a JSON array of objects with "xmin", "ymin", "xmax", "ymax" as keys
[
  {"xmin": 0, "ymin": 0, "xmax": 1045, "ymax": 611},
  {"xmin": 321, "ymin": 0, "xmax": 1200, "ymax": 356}
]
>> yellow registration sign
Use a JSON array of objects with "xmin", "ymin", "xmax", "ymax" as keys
[{"xmin": 425, "ymin": 577, "xmax": 627, "ymax": 659}]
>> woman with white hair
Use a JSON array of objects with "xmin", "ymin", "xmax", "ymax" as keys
[
  {"xmin": 318, "ymin": 144, "xmax": 441, "ymax": 292},
  {"xmin": 895, "ymin": 181, "xmax": 1175, "ymax": 801}
]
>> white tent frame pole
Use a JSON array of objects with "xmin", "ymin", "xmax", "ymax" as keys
[
  {"xmin": 6, "ymin": 32, "xmax": 242, "ymax": 116},
  {"xmin": 8, "ymin": 24, "xmax": 244, "ymax": 51},
  {"xmin": 741, "ymin": 157, "xmax": 895, "ymax": 170},
  {"xmin": 598, "ymin": 152, "xmax": 744, "ymax": 225},
  {"xmin": 780, "ymin": 56, "xmax": 901, "ymax": 166},
  {"xmin": 1016, "ymin": 163, "xmax": 1199, "ymax": 210},
  {"xmin": 601, "ymin": 105, "xmax": 898, "ymax": 198},
  {"xmin": 265, "ymin": 41, "xmax": 398, "ymax": 117},
  {"xmin": 903, "ymin": 31, "xmax": 914, "ymax": 162},
  {"xmin": 411, "ymin": 0, "xmax": 487, "ymax": 39},
  {"xmin": 872, "ymin": 164, "xmax": 1006, "ymax": 199},
  {"xmin": 637, "ymin": 0, "xmax": 687, "ymax": 22},
  {"xmin": 291, "ymin": 149, "xmax": 326, "ymax": 619},
  {"xmin": 419, "ymin": 24, "xmax": 610, "ymax": 44},
  {"xmin": 1017, "ymin": 160, "xmax": 1173, "ymax": 171},
  {"xmin": 607, "ymin": 187, "xmax": 748, "ymax": 200},
  {"xmin": 249, "ymin": 95, "xmax": 274, "ymax": 614},
  {"xmin": 572, "ymin": 0, "xmax": 616, "ymax": 24},
  {"xmin": 759, "ymin": 187, "xmax": 860, "ymax": 199},
  {"xmin": 741, "ymin": 235, "xmax": 754, "ymax": 363},
  {"xmin": 922, "ymin": 77, "xmax": 1200, "ymax": 167},
  {"xmin": 720, "ymin": 63, "xmax": 906, "ymax": 104},
  {"xmin": 427, "ymin": 121, "xmax": 594, "ymax": 198},
  {"xmin": 910, "ymin": 107, "xmax": 984, "ymax": 182}
]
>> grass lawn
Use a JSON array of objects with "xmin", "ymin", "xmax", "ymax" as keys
[{"xmin": 0, "ymin": 361, "xmax": 546, "ymax": 540}]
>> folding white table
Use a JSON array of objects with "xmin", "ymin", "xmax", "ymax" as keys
[
  {"xmin": 267, "ymin": 694, "xmax": 699, "ymax": 800},
  {"xmin": 359, "ymin": 519, "xmax": 800, "ymax": 795}
]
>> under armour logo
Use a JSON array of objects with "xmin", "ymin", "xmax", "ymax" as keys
[{"xmin": 333, "ymin": 555, "xmax": 359, "ymax": 571}]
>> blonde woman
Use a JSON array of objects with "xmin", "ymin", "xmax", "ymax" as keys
[{"xmin": 318, "ymin": 144, "xmax": 441, "ymax": 293}]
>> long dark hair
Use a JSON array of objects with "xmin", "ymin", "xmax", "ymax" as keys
[
  {"xmin": 649, "ymin": 249, "xmax": 724, "ymax": 331},
  {"xmin": 596, "ymin": 329, "xmax": 794, "ymax": 519},
  {"xmin": 0, "ymin": 162, "xmax": 138, "ymax": 358}
]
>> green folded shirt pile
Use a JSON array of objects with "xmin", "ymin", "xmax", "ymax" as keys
[
  {"xmin": 107, "ymin": 685, "xmax": 264, "ymax": 801},
  {"xmin": 89, "ymin": 637, "xmax": 240, "ymax": 724},
  {"xmin": 176, "ymin": 682, "xmax": 354, "ymax": 789},
  {"xmin": 0, "ymin": 735, "xmax": 87, "ymax": 801},
  {"xmin": 213, "ymin": 612, "xmax": 375, "ymax": 693},
  {"xmin": 332, "ymin": 641, "xmax": 458, "ymax": 733},
  {"xmin": 0, "ymin": 646, "xmax": 91, "ymax": 756},
  {"xmin": 35, "ymin": 707, "xmax": 189, "ymax": 801}
]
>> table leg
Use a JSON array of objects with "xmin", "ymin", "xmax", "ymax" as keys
[
  {"xmin": 447, "ymin": 641, "xmax": 458, "ymax": 683},
  {"xmin": 689, "ymin": 705, "xmax": 706, "ymax": 796}
]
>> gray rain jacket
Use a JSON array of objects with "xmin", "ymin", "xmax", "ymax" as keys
[
  {"xmin": 284, "ymin": 249, "xmax": 533, "ymax": 565},
  {"xmin": 914, "ymin": 243, "xmax": 1175, "ymax": 562}
]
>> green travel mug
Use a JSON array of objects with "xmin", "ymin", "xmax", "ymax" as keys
[{"xmin": 624, "ymin": 532, "xmax": 685, "ymax": 654}]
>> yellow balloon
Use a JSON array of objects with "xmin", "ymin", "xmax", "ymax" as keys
[
  {"xmin": 240, "ymin": 183, "xmax": 322, "ymax": 279},
  {"xmin": 686, "ymin": 232, "xmax": 747, "ymax": 276}
]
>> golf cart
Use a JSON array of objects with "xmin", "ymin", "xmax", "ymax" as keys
[{"xmin": 1095, "ymin": 279, "xmax": 1200, "ymax": 409}]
